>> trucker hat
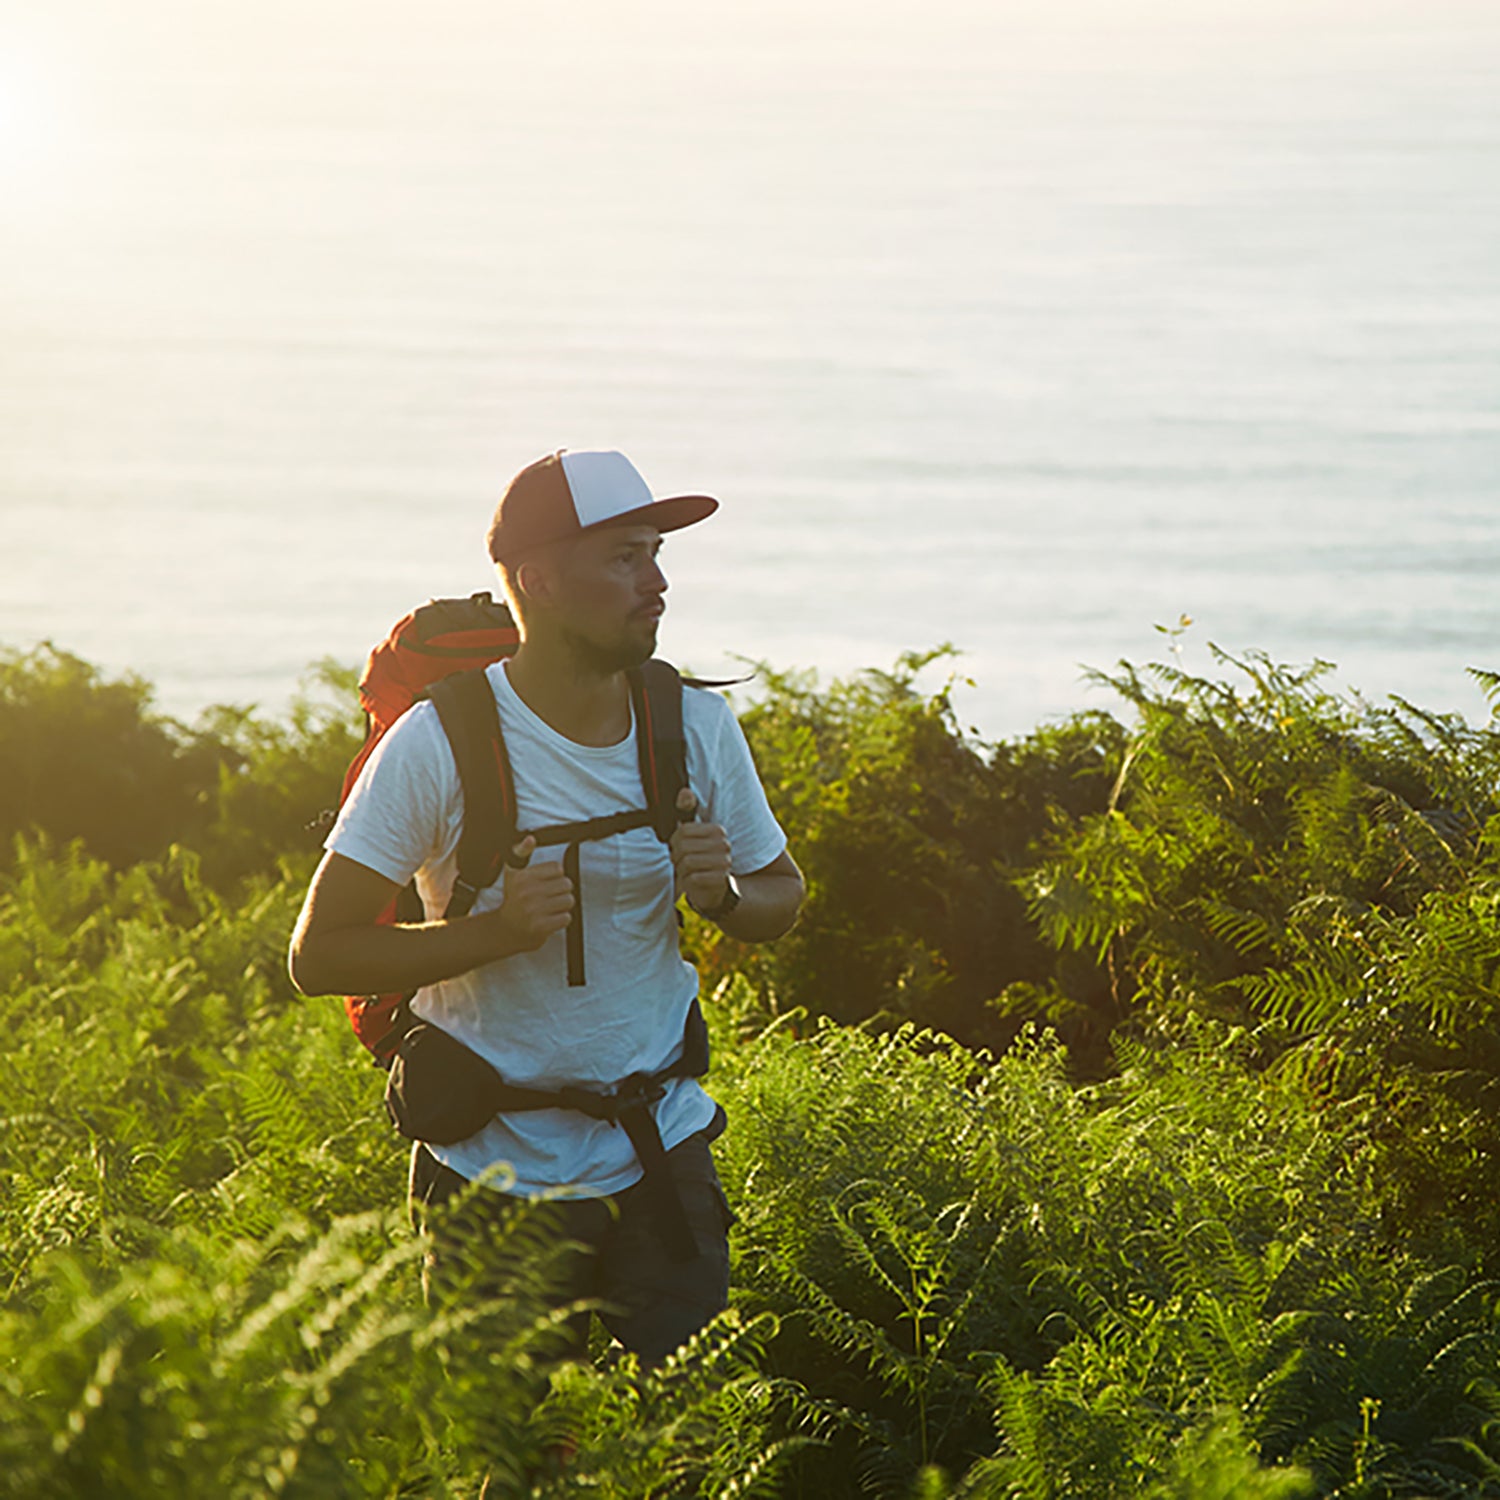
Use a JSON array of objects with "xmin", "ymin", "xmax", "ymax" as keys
[{"xmin": 486, "ymin": 449, "xmax": 718, "ymax": 565}]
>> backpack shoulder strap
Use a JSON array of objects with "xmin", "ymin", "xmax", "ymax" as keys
[
  {"xmin": 630, "ymin": 659, "xmax": 687, "ymax": 844},
  {"xmin": 427, "ymin": 667, "xmax": 517, "ymax": 917}
]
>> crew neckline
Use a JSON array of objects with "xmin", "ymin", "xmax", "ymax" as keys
[{"xmin": 490, "ymin": 660, "xmax": 636, "ymax": 755}]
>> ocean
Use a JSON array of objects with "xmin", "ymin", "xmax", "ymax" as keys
[{"xmin": 2, "ymin": 0, "xmax": 1498, "ymax": 740}]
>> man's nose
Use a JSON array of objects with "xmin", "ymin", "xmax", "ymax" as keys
[{"xmin": 643, "ymin": 556, "xmax": 668, "ymax": 594}]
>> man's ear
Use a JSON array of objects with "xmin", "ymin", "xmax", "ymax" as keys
[{"xmin": 513, "ymin": 555, "xmax": 554, "ymax": 611}]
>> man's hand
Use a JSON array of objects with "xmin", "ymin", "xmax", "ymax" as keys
[
  {"xmin": 670, "ymin": 788, "xmax": 733, "ymax": 912},
  {"xmin": 288, "ymin": 841, "xmax": 576, "ymax": 999},
  {"xmin": 488, "ymin": 835, "xmax": 575, "ymax": 953}
]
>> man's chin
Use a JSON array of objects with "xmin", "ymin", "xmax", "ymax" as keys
[
  {"xmin": 563, "ymin": 626, "xmax": 655, "ymax": 675},
  {"xmin": 625, "ymin": 615, "xmax": 661, "ymax": 664}
]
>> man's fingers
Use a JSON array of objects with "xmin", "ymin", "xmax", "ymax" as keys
[
  {"xmin": 675, "ymin": 787, "xmax": 698, "ymax": 822},
  {"xmin": 675, "ymin": 827, "xmax": 731, "ymax": 861},
  {"xmin": 678, "ymin": 847, "xmax": 730, "ymax": 875},
  {"xmin": 510, "ymin": 834, "xmax": 537, "ymax": 868},
  {"xmin": 517, "ymin": 862, "xmax": 575, "ymax": 900},
  {"xmin": 674, "ymin": 819, "xmax": 726, "ymax": 847}
]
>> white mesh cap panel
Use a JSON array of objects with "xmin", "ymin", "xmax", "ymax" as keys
[{"xmin": 559, "ymin": 450, "xmax": 656, "ymax": 529}]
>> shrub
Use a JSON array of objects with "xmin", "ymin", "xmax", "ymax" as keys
[
  {"xmin": 1021, "ymin": 649, "xmax": 1500, "ymax": 1248},
  {"xmin": 721, "ymin": 652, "xmax": 1120, "ymax": 1054},
  {"xmin": 0, "ymin": 646, "xmax": 362, "ymax": 890},
  {"xmin": 0, "ymin": 645, "xmax": 231, "ymax": 870}
]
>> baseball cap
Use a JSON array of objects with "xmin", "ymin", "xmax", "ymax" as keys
[{"xmin": 486, "ymin": 449, "xmax": 718, "ymax": 565}]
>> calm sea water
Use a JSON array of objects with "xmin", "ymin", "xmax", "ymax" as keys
[{"xmin": 3, "ymin": 0, "xmax": 1498, "ymax": 739}]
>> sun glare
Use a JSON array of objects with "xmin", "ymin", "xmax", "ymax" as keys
[{"xmin": 0, "ymin": 48, "xmax": 67, "ymax": 180}]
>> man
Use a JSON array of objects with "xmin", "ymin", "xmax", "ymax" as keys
[{"xmin": 288, "ymin": 449, "xmax": 804, "ymax": 1362}]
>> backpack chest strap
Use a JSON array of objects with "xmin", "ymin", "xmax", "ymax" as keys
[
  {"xmin": 446, "ymin": 807, "xmax": 667, "ymax": 982},
  {"xmin": 524, "ymin": 807, "xmax": 655, "ymax": 849},
  {"xmin": 519, "ymin": 807, "xmax": 659, "ymax": 987}
]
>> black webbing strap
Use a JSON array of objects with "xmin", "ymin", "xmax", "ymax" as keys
[
  {"xmin": 518, "ymin": 810, "xmax": 657, "ymax": 989},
  {"xmin": 526, "ymin": 808, "xmax": 654, "ymax": 848},
  {"xmin": 631, "ymin": 661, "xmax": 688, "ymax": 844},
  {"xmin": 428, "ymin": 664, "xmax": 685, "ymax": 945},
  {"xmin": 499, "ymin": 1082, "xmax": 691, "ymax": 1257},
  {"xmin": 616, "ymin": 1099, "xmax": 695, "ymax": 1261},
  {"xmin": 381, "ymin": 997, "xmax": 420, "ymax": 1058},
  {"xmin": 562, "ymin": 841, "xmax": 584, "ymax": 985},
  {"xmin": 428, "ymin": 669, "xmax": 518, "ymax": 919}
]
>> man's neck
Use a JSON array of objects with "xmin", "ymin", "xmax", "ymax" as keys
[{"xmin": 504, "ymin": 638, "xmax": 633, "ymax": 747}]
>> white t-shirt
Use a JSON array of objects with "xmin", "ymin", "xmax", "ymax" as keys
[{"xmin": 326, "ymin": 661, "xmax": 786, "ymax": 1195}]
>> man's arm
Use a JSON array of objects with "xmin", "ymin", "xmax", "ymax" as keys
[
  {"xmin": 713, "ymin": 848, "xmax": 805, "ymax": 943},
  {"xmin": 669, "ymin": 789, "xmax": 804, "ymax": 943},
  {"xmin": 287, "ymin": 839, "xmax": 574, "ymax": 997}
]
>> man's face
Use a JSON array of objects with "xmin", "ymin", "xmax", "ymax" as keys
[{"xmin": 546, "ymin": 523, "xmax": 668, "ymax": 672}]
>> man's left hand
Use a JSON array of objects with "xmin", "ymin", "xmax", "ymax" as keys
[{"xmin": 670, "ymin": 788, "xmax": 734, "ymax": 911}]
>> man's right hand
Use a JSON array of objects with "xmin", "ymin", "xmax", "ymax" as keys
[{"xmin": 485, "ymin": 835, "xmax": 575, "ymax": 954}]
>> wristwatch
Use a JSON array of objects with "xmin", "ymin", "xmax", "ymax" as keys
[{"xmin": 690, "ymin": 875, "xmax": 742, "ymax": 923}]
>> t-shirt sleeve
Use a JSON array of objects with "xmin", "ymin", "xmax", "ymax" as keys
[
  {"xmin": 690, "ymin": 691, "xmax": 787, "ymax": 876},
  {"xmin": 324, "ymin": 703, "xmax": 462, "ymax": 886}
]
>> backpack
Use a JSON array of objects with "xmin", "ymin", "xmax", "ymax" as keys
[
  {"xmin": 336, "ymin": 590, "xmax": 714, "ymax": 1261},
  {"xmin": 338, "ymin": 590, "xmax": 694, "ymax": 1059},
  {"xmin": 340, "ymin": 592, "xmax": 520, "ymax": 1059}
]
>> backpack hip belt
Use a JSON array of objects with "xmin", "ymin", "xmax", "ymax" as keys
[{"xmin": 385, "ymin": 996, "xmax": 712, "ymax": 1262}]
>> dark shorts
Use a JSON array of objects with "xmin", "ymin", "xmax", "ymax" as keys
[{"xmin": 408, "ymin": 1125, "xmax": 734, "ymax": 1365}]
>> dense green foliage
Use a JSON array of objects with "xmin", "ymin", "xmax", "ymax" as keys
[
  {"xmin": 725, "ymin": 651, "xmax": 1121, "ymax": 1055},
  {"xmin": 0, "ymin": 645, "xmax": 234, "ymax": 870},
  {"xmin": 3, "ymin": 643, "xmax": 1499, "ymax": 1495},
  {"xmin": 0, "ymin": 643, "xmax": 363, "ymax": 889},
  {"xmin": 1023, "ymin": 650, "xmax": 1500, "ymax": 1251}
]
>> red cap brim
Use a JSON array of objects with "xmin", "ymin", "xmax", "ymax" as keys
[{"xmin": 595, "ymin": 494, "xmax": 719, "ymax": 536}]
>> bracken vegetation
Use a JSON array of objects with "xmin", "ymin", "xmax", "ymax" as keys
[{"xmin": 2, "ymin": 638, "xmax": 1498, "ymax": 1497}]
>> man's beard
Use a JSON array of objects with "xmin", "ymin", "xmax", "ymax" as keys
[{"xmin": 560, "ymin": 622, "xmax": 655, "ymax": 676}]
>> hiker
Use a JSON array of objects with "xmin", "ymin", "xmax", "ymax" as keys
[{"xmin": 288, "ymin": 449, "xmax": 804, "ymax": 1362}]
